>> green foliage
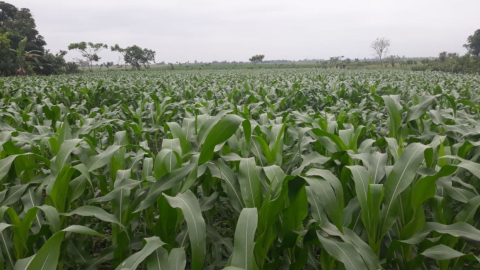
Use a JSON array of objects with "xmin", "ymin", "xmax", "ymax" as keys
[
  {"xmin": 68, "ymin": 42, "xmax": 108, "ymax": 72},
  {"xmin": 464, "ymin": 29, "xmax": 480, "ymax": 57},
  {"xmin": 35, "ymin": 50, "xmax": 68, "ymax": 75},
  {"xmin": 249, "ymin": 54, "xmax": 265, "ymax": 64},
  {"xmin": 111, "ymin": 44, "xmax": 156, "ymax": 70},
  {"xmin": 0, "ymin": 32, "xmax": 16, "ymax": 76},
  {"xmin": 415, "ymin": 52, "xmax": 480, "ymax": 74},
  {"xmin": 0, "ymin": 1, "xmax": 46, "ymax": 52},
  {"xmin": 0, "ymin": 68, "xmax": 480, "ymax": 270}
]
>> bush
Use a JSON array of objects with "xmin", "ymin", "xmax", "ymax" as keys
[{"xmin": 65, "ymin": 62, "xmax": 79, "ymax": 74}]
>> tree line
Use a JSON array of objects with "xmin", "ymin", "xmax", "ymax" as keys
[{"xmin": 0, "ymin": 2, "xmax": 156, "ymax": 76}]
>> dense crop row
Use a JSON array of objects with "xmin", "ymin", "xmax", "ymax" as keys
[{"xmin": 1, "ymin": 69, "xmax": 480, "ymax": 269}]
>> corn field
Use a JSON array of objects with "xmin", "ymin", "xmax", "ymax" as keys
[{"xmin": 1, "ymin": 69, "xmax": 480, "ymax": 270}]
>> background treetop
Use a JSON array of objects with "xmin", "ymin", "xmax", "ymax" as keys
[
  {"xmin": 0, "ymin": 1, "xmax": 46, "ymax": 52},
  {"xmin": 464, "ymin": 29, "xmax": 480, "ymax": 57},
  {"xmin": 249, "ymin": 54, "xmax": 265, "ymax": 64},
  {"xmin": 371, "ymin": 37, "xmax": 390, "ymax": 60},
  {"xmin": 111, "ymin": 44, "xmax": 156, "ymax": 70},
  {"xmin": 68, "ymin": 42, "xmax": 108, "ymax": 71}
]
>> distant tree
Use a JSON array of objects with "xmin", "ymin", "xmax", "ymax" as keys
[
  {"xmin": 249, "ymin": 54, "xmax": 265, "ymax": 64},
  {"xmin": 448, "ymin": 53, "xmax": 459, "ymax": 59},
  {"xmin": 100, "ymin": 61, "xmax": 114, "ymax": 70},
  {"xmin": 0, "ymin": 1, "xmax": 46, "ymax": 52},
  {"xmin": 68, "ymin": 42, "xmax": 108, "ymax": 71},
  {"xmin": 388, "ymin": 55, "xmax": 400, "ymax": 67},
  {"xmin": 464, "ymin": 29, "xmax": 480, "ymax": 57},
  {"xmin": 371, "ymin": 37, "xmax": 390, "ymax": 60},
  {"xmin": 329, "ymin": 56, "xmax": 344, "ymax": 68},
  {"xmin": 439, "ymin": 52, "xmax": 447, "ymax": 62},
  {"xmin": 111, "ymin": 44, "xmax": 155, "ymax": 70},
  {"xmin": 65, "ymin": 62, "xmax": 79, "ymax": 74}
]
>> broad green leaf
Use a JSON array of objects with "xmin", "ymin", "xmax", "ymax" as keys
[
  {"xmin": 381, "ymin": 143, "xmax": 428, "ymax": 236},
  {"xmin": 62, "ymin": 205, "xmax": 125, "ymax": 230},
  {"xmin": 37, "ymin": 205, "xmax": 61, "ymax": 233},
  {"xmin": 54, "ymin": 139, "xmax": 82, "ymax": 172},
  {"xmin": 164, "ymin": 190, "xmax": 206, "ymax": 270},
  {"xmin": 454, "ymin": 196, "xmax": 480, "ymax": 224},
  {"xmin": 146, "ymin": 247, "xmax": 168, "ymax": 270},
  {"xmin": 26, "ymin": 231, "xmax": 65, "ymax": 270},
  {"xmin": 135, "ymin": 162, "xmax": 196, "ymax": 212},
  {"xmin": 86, "ymin": 145, "xmax": 124, "ymax": 172},
  {"xmin": 166, "ymin": 122, "xmax": 191, "ymax": 154},
  {"xmin": 116, "ymin": 237, "xmax": 165, "ymax": 270},
  {"xmin": 421, "ymin": 244, "xmax": 465, "ymax": 260},
  {"xmin": 207, "ymin": 161, "xmax": 244, "ymax": 212},
  {"xmin": 382, "ymin": 95, "xmax": 402, "ymax": 138},
  {"xmin": 50, "ymin": 164, "xmax": 75, "ymax": 212},
  {"xmin": 2, "ymin": 184, "xmax": 29, "ymax": 206},
  {"xmin": 317, "ymin": 233, "xmax": 368, "ymax": 270},
  {"xmin": 403, "ymin": 222, "xmax": 480, "ymax": 244},
  {"xmin": 231, "ymin": 208, "xmax": 258, "ymax": 270},
  {"xmin": 199, "ymin": 114, "xmax": 244, "ymax": 164},
  {"xmin": 311, "ymin": 128, "xmax": 347, "ymax": 151},
  {"xmin": 0, "ymin": 154, "xmax": 31, "ymax": 181},
  {"xmin": 406, "ymin": 95, "xmax": 436, "ymax": 122},
  {"xmin": 411, "ymin": 165, "xmax": 457, "ymax": 207},
  {"xmin": 237, "ymin": 158, "xmax": 262, "ymax": 208},
  {"xmin": 166, "ymin": 248, "xmax": 186, "ymax": 270},
  {"xmin": 63, "ymin": 225, "xmax": 104, "ymax": 237},
  {"xmin": 304, "ymin": 176, "xmax": 342, "ymax": 231}
]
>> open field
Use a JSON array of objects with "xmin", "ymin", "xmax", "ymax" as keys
[
  {"xmin": 90, "ymin": 60, "xmax": 426, "ymax": 72},
  {"xmin": 1, "ymin": 68, "xmax": 480, "ymax": 269}
]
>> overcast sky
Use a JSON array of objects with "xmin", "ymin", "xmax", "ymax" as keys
[{"xmin": 12, "ymin": 0, "xmax": 480, "ymax": 63}]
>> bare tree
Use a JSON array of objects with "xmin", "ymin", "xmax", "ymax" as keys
[{"xmin": 371, "ymin": 37, "xmax": 390, "ymax": 60}]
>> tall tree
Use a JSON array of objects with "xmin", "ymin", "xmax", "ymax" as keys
[
  {"xmin": 464, "ymin": 29, "xmax": 480, "ymax": 57},
  {"xmin": 0, "ymin": 31, "xmax": 15, "ymax": 75},
  {"xmin": 111, "ymin": 44, "xmax": 155, "ymax": 70},
  {"xmin": 68, "ymin": 42, "xmax": 107, "ymax": 71},
  {"xmin": 371, "ymin": 37, "xmax": 390, "ymax": 60},
  {"xmin": 0, "ymin": 1, "xmax": 46, "ymax": 52},
  {"xmin": 249, "ymin": 54, "xmax": 265, "ymax": 64}
]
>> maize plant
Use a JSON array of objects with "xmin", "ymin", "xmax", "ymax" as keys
[{"xmin": 0, "ymin": 69, "xmax": 480, "ymax": 270}]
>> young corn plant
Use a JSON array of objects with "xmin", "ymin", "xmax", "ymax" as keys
[{"xmin": 0, "ymin": 69, "xmax": 480, "ymax": 269}]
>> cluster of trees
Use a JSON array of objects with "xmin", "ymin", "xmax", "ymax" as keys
[
  {"xmin": 67, "ymin": 42, "xmax": 156, "ymax": 72},
  {"xmin": 0, "ymin": 1, "xmax": 78, "ymax": 75},
  {"xmin": 406, "ymin": 30, "xmax": 480, "ymax": 73},
  {"xmin": 0, "ymin": 2, "xmax": 157, "ymax": 76},
  {"xmin": 370, "ymin": 32, "xmax": 480, "ymax": 73}
]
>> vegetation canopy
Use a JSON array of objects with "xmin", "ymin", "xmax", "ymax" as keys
[
  {"xmin": 68, "ymin": 42, "xmax": 108, "ymax": 72},
  {"xmin": 111, "ymin": 44, "xmax": 156, "ymax": 70},
  {"xmin": 249, "ymin": 54, "xmax": 265, "ymax": 64}
]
